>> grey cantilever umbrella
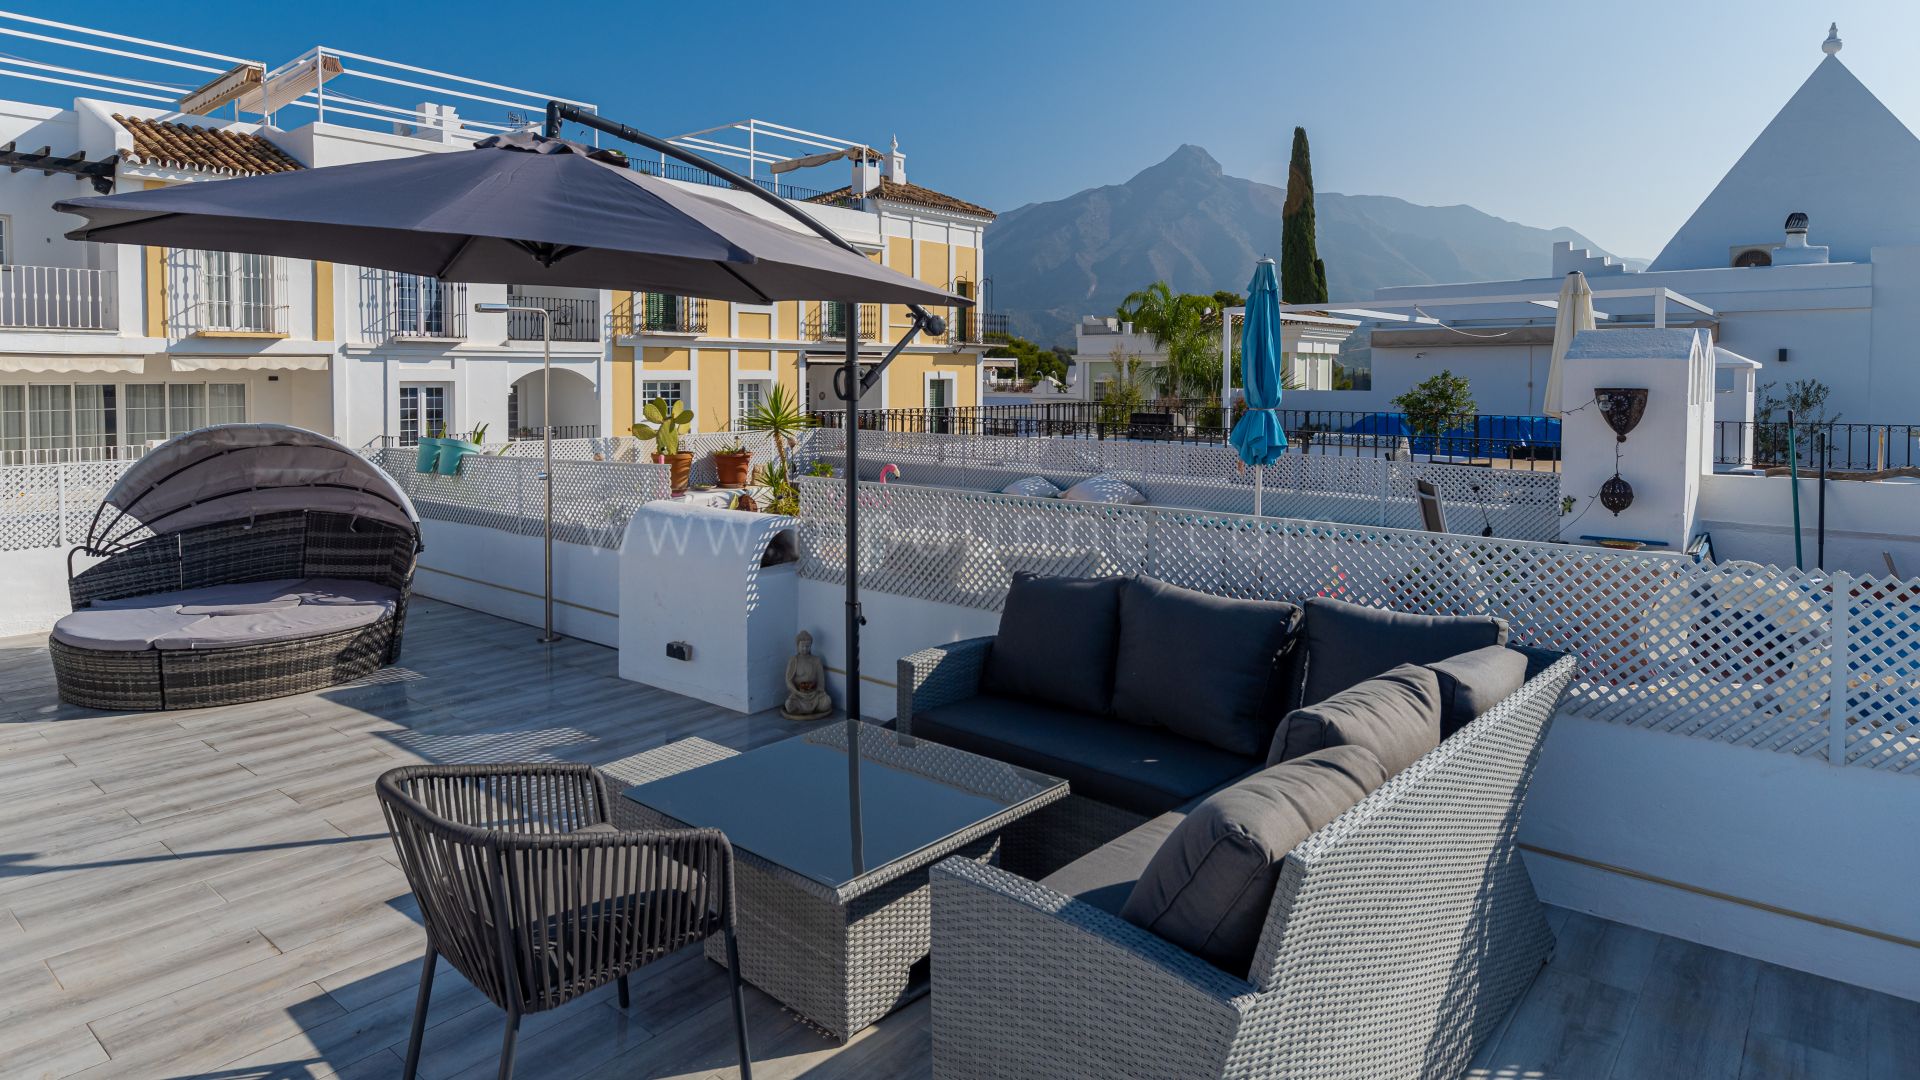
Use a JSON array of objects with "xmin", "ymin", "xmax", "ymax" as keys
[{"xmin": 54, "ymin": 130, "xmax": 961, "ymax": 306}]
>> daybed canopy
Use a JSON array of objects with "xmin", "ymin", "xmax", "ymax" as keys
[{"xmin": 90, "ymin": 424, "xmax": 421, "ymax": 551}]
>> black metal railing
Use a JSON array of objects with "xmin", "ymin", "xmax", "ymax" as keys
[
  {"xmin": 509, "ymin": 424, "xmax": 600, "ymax": 441},
  {"xmin": 807, "ymin": 404, "xmax": 1563, "ymax": 469},
  {"xmin": 613, "ymin": 294, "xmax": 709, "ymax": 335},
  {"xmin": 506, "ymin": 292, "xmax": 600, "ymax": 342},
  {"xmin": 980, "ymin": 312, "xmax": 1011, "ymax": 341},
  {"xmin": 1714, "ymin": 420, "xmax": 1920, "ymax": 471},
  {"xmin": 631, "ymin": 156, "xmax": 823, "ymax": 202},
  {"xmin": 807, "ymin": 302, "xmax": 880, "ymax": 342}
]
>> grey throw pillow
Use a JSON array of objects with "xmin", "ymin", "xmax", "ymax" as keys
[
  {"xmin": 1268, "ymin": 663, "xmax": 1442, "ymax": 775},
  {"xmin": 1001, "ymin": 475, "xmax": 1063, "ymax": 499},
  {"xmin": 981, "ymin": 573, "xmax": 1126, "ymax": 715},
  {"xmin": 1295, "ymin": 597, "xmax": 1509, "ymax": 708},
  {"xmin": 1110, "ymin": 575, "xmax": 1302, "ymax": 757},
  {"xmin": 1119, "ymin": 745, "xmax": 1389, "ymax": 977},
  {"xmin": 1428, "ymin": 646, "xmax": 1531, "ymax": 738},
  {"xmin": 1060, "ymin": 474, "xmax": 1147, "ymax": 505}
]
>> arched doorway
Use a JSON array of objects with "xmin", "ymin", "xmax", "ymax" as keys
[{"xmin": 508, "ymin": 367, "xmax": 599, "ymax": 439}]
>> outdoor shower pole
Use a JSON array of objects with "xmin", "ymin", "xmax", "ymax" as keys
[{"xmin": 477, "ymin": 301, "xmax": 558, "ymax": 641}]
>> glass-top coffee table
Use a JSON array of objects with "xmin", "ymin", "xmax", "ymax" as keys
[{"xmin": 606, "ymin": 722, "xmax": 1067, "ymax": 1040}]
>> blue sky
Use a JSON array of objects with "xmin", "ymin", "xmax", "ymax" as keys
[{"xmin": 22, "ymin": 0, "xmax": 1920, "ymax": 261}]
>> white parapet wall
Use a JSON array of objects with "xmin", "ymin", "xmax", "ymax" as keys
[
  {"xmin": 1698, "ymin": 471, "xmax": 1920, "ymax": 575},
  {"xmin": 619, "ymin": 503, "xmax": 800, "ymax": 713},
  {"xmin": 410, "ymin": 518, "xmax": 623, "ymax": 646}
]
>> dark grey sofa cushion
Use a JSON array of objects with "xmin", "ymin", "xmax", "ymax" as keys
[
  {"xmin": 1296, "ymin": 597, "xmax": 1509, "ymax": 708},
  {"xmin": 981, "ymin": 573, "xmax": 1125, "ymax": 715},
  {"xmin": 914, "ymin": 694, "xmax": 1256, "ymax": 816},
  {"xmin": 1428, "ymin": 645, "xmax": 1531, "ymax": 738},
  {"xmin": 1118, "ymin": 745, "xmax": 1390, "ymax": 976},
  {"xmin": 1111, "ymin": 576, "xmax": 1303, "ymax": 758},
  {"xmin": 1039, "ymin": 810, "xmax": 1186, "ymax": 916},
  {"xmin": 1268, "ymin": 664, "xmax": 1442, "ymax": 775}
]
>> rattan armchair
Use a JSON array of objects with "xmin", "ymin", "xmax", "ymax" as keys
[{"xmin": 377, "ymin": 763, "xmax": 752, "ymax": 1080}]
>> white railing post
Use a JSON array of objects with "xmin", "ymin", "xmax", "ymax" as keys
[
  {"xmin": 1828, "ymin": 571, "xmax": 1851, "ymax": 766},
  {"xmin": 55, "ymin": 462, "xmax": 67, "ymax": 547},
  {"xmin": 1378, "ymin": 457, "xmax": 1392, "ymax": 526}
]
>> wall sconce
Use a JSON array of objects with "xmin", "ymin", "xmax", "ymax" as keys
[
  {"xmin": 1594, "ymin": 387, "xmax": 1648, "ymax": 442},
  {"xmin": 1592, "ymin": 387, "xmax": 1648, "ymax": 516}
]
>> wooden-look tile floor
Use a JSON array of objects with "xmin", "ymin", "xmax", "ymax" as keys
[{"xmin": 0, "ymin": 599, "xmax": 1912, "ymax": 1079}]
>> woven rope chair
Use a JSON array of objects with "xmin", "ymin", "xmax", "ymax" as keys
[{"xmin": 377, "ymin": 763, "xmax": 752, "ymax": 1080}]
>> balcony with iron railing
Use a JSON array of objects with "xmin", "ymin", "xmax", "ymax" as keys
[
  {"xmin": 505, "ymin": 288, "xmax": 600, "ymax": 342},
  {"xmin": 361, "ymin": 270, "xmax": 468, "ymax": 340},
  {"xmin": 806, "ymin": 301, "xmax": 879, "ymax": 342},
  {"xmin": 168, "ymin": 251, "xmax": 289, "ymax": 335},
  {"xmin": 0, "ymin": 265, "xmax": 117, "ymax": 331},
  {"xmin": 612, "ymin": 293, "xmax": 708, "ymax": 336}
]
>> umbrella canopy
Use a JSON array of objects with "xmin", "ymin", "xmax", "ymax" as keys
[
  {"xmin": 1229, "ymin": 258, "xmax": 1288, "ymax": 468},
  {"xmin": 90, "ymin": 424, "xmax": 420, "ymax": 550},
  {"xmin": 1543, "ymin": 270, "xmax": 1595, "ymax": 417},
  {"xmin": 53, "ymin": 131, "xmax": 966, "ymax": 308}
]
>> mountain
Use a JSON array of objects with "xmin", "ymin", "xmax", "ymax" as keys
[{"xmin": 985, "ymin": 145, "xmax": 1642, "ymax": 348}]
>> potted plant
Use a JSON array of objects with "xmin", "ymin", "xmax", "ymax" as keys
[
  {"xmin": 434, "ymin": 422, "xmax": 488, "ymax": 476},
  {"xmin": 633, "ymin": 398, "xmax": 696, "ymax": 494},
  {"xmin": 713, "ymin": 436, "xmax": 753, "ymax": 487}
]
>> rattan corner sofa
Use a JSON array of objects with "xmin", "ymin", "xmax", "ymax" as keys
[
  {"xmin": 899, "ymin": 576, "xmax": 1577, "ymax": 1079},
  {"xmin": 51, "ymin": 425, "xmax": 422, "ymax": 711}
]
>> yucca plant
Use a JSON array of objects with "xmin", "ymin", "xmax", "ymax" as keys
[{"xmin": 742, "ymin": 383, "xmax": 810, "ymax": 477}]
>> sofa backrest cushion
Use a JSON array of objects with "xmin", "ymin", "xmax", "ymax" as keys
[
  {"xmin": 1295, "ymin": 597, "xmax": 1509, "ymax": 708},
  {"xmin": 1111, "ymin": 575, "xmax": 1303, "ymax": 757},
  {"xmin": 1118, "ymin": 744, "xmax": 1390, "ymax": 977},
  {"xmin": 1428, "ymin": 645, "xmax": 1531, "ymax": 738},
  {"xmin": 982, "ymin": 572, "xmax": 1126, "ymax": 715},
  {"xmin": 1268, "ymin": 663, "xmax": 1442, "ymax": 775}
]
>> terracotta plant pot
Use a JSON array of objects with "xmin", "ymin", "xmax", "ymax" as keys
[
  {"xmin": 654, "ymin": 451, "xmax": 694, "ymax": 493},
  {"xmin": 714, "ymin": 451, "xmax": 753, "ymax": 487}
]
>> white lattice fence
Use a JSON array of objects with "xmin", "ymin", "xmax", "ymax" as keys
[
  {"xmin": 793, "ymin": 428, "xmax": 1561, "ymax": 541},
  {"xmin": 372, "ymin": 449, "xmax": 670, "ymax": 549},
  {"xmin": 795, "ymin": 476, "xmax": 1920, "ymax": 772},
  {"xmin": 0, "ymin": 460, "xmax": 137, "ymax": 552}
]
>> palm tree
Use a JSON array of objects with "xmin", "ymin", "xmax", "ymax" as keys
[
  {"xmin": 743, "ymin": 382, "xmax": 813, "ymax": 513},
  {"xmin": 1116, "ymin": 282, "xmax": 1222, "ymax": 408}
]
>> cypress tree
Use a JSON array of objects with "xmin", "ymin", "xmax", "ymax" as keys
[{"xmin": 1281, "ymin": 127, "xmax": 1329, "ymax": 304}]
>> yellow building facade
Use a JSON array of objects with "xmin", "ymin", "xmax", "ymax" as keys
[{"xmin": 608, "ymin": 166, "xmax": 996, "ymax": 434}]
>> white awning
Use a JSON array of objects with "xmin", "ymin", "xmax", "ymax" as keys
[
  {"xmin": 171, "ymin": 355, "xmax": 329, "ymax": 372},
  {"xmin": 0, "ymin": 355, "xmax": 144, "ymax": 374}
]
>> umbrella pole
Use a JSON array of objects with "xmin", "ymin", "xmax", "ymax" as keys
[
  {"xmin": 842, "ymin": 330, "xmax": 865, "ymax": 872},
  {"xmin": 1255, "ymin": 463, "xmax": 1263, "ymax": 517}
]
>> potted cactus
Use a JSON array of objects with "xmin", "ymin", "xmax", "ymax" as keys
[
  {"xmin": 712, "ymin": 436, "xmax": 753, "ymax": 487},
  {"xmin": 633, "ymin": 398, "xmax": 696, "ymax": 494}
]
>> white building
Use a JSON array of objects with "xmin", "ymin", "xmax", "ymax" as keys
[
  {"xmin": 0, "ymin": 20, "xmax": 998, "ymax": 463},
  {"xmin": 1066, "ymin": 310, "xmax": 1358, "ymax": 400},
  {"xmin": 1286, "ymin": 26, "xmax": 1920, "ymax": 433}
]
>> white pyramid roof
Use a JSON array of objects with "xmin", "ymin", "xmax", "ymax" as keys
[{"xmin": 1648, "ymin": 55, "xmax": 1920, "ymax": 271}]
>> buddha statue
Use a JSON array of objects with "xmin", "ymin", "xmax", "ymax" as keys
[{"xmin": 782, "ymin": 630, "xmax": 833, "ymax": 721}]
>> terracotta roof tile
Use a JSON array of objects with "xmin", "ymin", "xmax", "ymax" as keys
[
  {"xmin": 115, "ymin": 115, "xmax": 303, "ymax": 177},
  {"xmin": 808, "ymin": 178, "xmax": 995, "ymax": 219}
]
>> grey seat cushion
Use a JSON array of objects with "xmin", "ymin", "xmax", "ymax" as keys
[
  {"xmin": 1428, "ymin": 646, "xmax": 1531, "ymax": 738},
  {"xmin": 1111, "ymin": 576, "xmax": 1302, "ymax": 757},
  {"xmin": 1295, "ymin": 597, "xmax": 1509, "ymax": 708},
  {"xmin": 914, "ymin": 694, "xmax": 1257, "ymax": 816},
  {"xmin": 980, "ymin": 573, "xmax": 1125, "ymax": 715},
  {"xmin": 54, "ymin": 576, "xmax": 399, "ymax": 653},
  {"xmin": 152, "ymin": 599, "xmax": 395, "ymax": 651},
  {"xmin": 52, "ymin": 606, "xmax": 205, "ymax": 652},
  {"xmin": 1060, "ymin": 474, "xmax": 1146, "ymax": 505},
  {"xmin": 1039, "ymin": 810, "xmax": 1186, "ymax": 916},
  {"xmin": 1269, "ymin": 664, "xmax": 1442, "ymax": 775},
  {"xmin": 1001, "ymin": 475, "xmax": 1063, "ymax": 499},
  {"xmin": 1117, "ymin": 745, "xmax": 1389, "ymax": 977}
]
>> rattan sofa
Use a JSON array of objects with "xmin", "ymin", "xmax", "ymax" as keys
[
  {"xmin": 921, "ymin": 653, "xmax": 1575, "ymax": 1080},
  {"xmin": 51, "ymin": 425, "xmax": 422, "ymax": 711}
]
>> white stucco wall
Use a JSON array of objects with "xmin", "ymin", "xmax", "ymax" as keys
[{"xmin": 1697, "ymin": 472, "xmax": 1920, "ymax": 575}]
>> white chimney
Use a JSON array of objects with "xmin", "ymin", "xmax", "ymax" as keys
[
  {"xmin": 885, "ymin": 134, "xmax": 906, "ymax": 186},
  {"xmin": 851, "ymin": 147, "xmax": 881, "ymax": 196},
  {"xmin": 1773, "ymin": 211, "xmax": 1830, "ymax": 265}
]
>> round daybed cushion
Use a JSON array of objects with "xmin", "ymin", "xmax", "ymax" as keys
[{"xmin": 53, "ymin": 577, "xmax": 399, "ymax": 653}]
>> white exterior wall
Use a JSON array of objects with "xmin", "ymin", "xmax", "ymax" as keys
[{"xmin": 1697, "ymin": 472, "xmax": 1920, "ymax": 574}]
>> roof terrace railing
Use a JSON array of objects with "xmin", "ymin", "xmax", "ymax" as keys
[{"xmin": 1715, "ymin": 420, "xmax": 1920, "ymax": 472}]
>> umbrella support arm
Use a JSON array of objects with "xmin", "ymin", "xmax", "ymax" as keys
[{"xmin": 543, "ymin": 102, "xmax": 946, "ymax": 344}]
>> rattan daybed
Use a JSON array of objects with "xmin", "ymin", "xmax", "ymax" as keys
[{"xmin": 51, "ymin": 424, "xmax": 422, "ymax": 711}]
